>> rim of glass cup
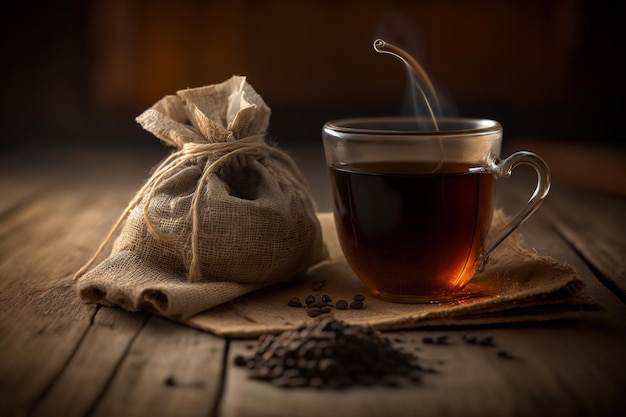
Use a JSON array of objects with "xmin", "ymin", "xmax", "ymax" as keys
[{"xmin": 323, "ymin": 116, "xmax": 501, "ymax": 136}]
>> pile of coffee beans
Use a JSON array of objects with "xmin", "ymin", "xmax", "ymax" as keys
[{"xmin": 234, "ymin": 316, "xmax": 427, "ymax": 389}]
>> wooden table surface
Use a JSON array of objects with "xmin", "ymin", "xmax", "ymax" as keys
[{"xmin": 1, "ymin": 144, "xmax": 625, "ymax": 417}]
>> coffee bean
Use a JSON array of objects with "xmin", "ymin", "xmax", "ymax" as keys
[
  {"xmin": 382, "ymin": 376, "xmax": 403, "ymax": 387},
  {"xmin": 287, "ymin": 377, "xmax": 309, "ymax": 388},
  {"xmin": 288, "ymin": 291, "xmax": 369, "ymax": 316},
  {"xmin": 304, "ymin": 295, "xmax": 315, "ymax": 306},
  {"xmin": 287, "ymin": 297, "xmax": 303, "ymax": 308},
  {"xmin": 312, "ymin": 279, "xmax": 326, "ymax": 291},
  {"xmin": 234, "ymin": 355, "xmax": 247, "ymax": 366},
  {"xmin": 306, "ymin": 307, "xmax": 322, "ymax": 317},
  {"xmin": 463, "ymin": 334, "xmax": 495, "ymax": 347},
  {"xmin": 478, "ymin": 336, "xmax": 495, "ymax": 347},
  {"xmin": 408, "ymin": 369, "xmax": 423, "ymax": 383},
  {"xmin": 497, "ymin": 350, "xmax": 515, "ymax": 360},
  {"xmin": 423, "ymin": 335, "xmax": 449, "ymax": 345},
  {"xmin": 436, "ymin": 335, "xmax": 449, "ymax": 345},
  {"xmin": 309, "ymin": 377, "xmax": 325, "ymax": 389}
]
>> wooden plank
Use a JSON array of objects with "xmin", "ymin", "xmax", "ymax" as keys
[
  {"xmin": 495, "ymin": 175, "xmax": 625, "ymax": 295},
  {"xmin": 0, "ymin": 284, "xmax": 95, "ymax": 417},
  {"xmin": 496, "ymin": 181, "xmax": 625, "ymax": 311},
  {"xmin": 0, "ymin": 172, "xmax": 108, "ymax": 417},
  {"xmin": 223, "ymin": 319, "xmax": 624, "ymax": 417},
  {"xmin": 0, "ymin": 149, "xmax": 57, "ymax": 215},
  {"xmin": 0, "ymin": 146, "xmax": 161, "ymax": 417},
  {"xmin": 495, "ymin": 203, "xmax": 626, "ymax": 410},
  {"xmin": 29, "ymin": 307, "xmax": 148, "ymax": 417},
  {"xmin": 0, "ymin": 145, "xmax": 161, "ymax": 288},
  {"xmin": 0, "ymin": 145, "xmax": 153, "ymax": 214},
  {"xmin": 546, "ymin": 187, "xmax": 626, "ymax": 301},
  {"xmin": 223, "ymin": 320, "xmax": 625, "ymax": 417},
  {"xmin": 0, "ymin": 187, "xmax": 125, "ymax": 289},
  {"xmin": 87, "ymin": 315, "xmax": 226, "ymax": 417},
  {"xmin": 490, "ymin": 186, "xmax": 626, "ymax": 414}
]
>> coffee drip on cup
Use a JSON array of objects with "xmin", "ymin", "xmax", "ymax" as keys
[{"xmin": 373, "ymin": 38, "xmax": 441, "ymax": 132}]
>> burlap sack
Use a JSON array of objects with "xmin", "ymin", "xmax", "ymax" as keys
[{"xmin": 75, "ymin": 76, "xmax": 327, "ymax": 319}]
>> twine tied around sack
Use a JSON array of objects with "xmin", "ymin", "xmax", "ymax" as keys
[{"xmin": 75, "ymin": 134, "xmax": 308, "ymax": 283}]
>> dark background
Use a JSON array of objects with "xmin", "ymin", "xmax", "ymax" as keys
[{"xmin": 1, "ymin": 0, "xmax": 623, "ymax": 156}]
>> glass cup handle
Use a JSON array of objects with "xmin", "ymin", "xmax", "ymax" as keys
[{"xmin": 477, "ymin": 151, "xmax": 551, "ymax": 271}]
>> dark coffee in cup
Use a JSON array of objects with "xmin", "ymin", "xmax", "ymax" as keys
[{"xmin": 330, "ymin": 161, "xmax": 494, "ymax": 300}]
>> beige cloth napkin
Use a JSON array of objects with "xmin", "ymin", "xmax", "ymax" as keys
[{"xmin": 184, "ymin": 209, "xmax": 601, "ymax": 338}]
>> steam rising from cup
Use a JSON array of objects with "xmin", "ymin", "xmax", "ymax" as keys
[{"xmin": 373, "ymin": 38, "xmax": 441, "ymax": 131}]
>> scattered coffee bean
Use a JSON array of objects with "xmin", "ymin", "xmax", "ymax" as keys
[
  {"xmin": 408, "ymin": 369, "xmax": 423, "ymax": 382},
  {"xmin": 307, "ymin": 295, "xmax": 326, "ymax": 308},
  {"xmin": 393, "ymin": 333, "xmax": 407, "ymax": 343},
  {"xmin": 497, "ymin": 350, "xmax": 515, "ymax": 360},
  {"xmin": 288, "ymin": 292, "xmax": 365, "ymax": 315},
  {"xmin": 462, "ymin": 334, "xmax": 495, "ymax": 347},
  {"xmin": 478, "ymin": 336, "xmax": 495, "ymax": 347},
  {"xmin": 428, "ymin": 335, "xmax": 516, "ymax": 359},
  {"xmin": 306, "ymin": 307, "xmax": 323, "ymax": 317},
  {"xmin": 422, "ymin": 335, "xmax": 449, "ymax": 345},
  {"xmin": 234, "ymin": 355, "xmax": 248, "ymax": 366},
  {"xmin": 234, "ymin": 316, "xmax": 430, "ymax": 389},
  {"xmin": 287, "ymin": 297, "xmax": 303, "ymax": 308},
  {"xmin": 312, "ymin": 279, "xmax": 326, "ymax": 291}
]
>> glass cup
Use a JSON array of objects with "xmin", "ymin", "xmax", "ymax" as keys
[{"xmin": 322, "ymin": 117, "xmax": 550, "ymax": 303}]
